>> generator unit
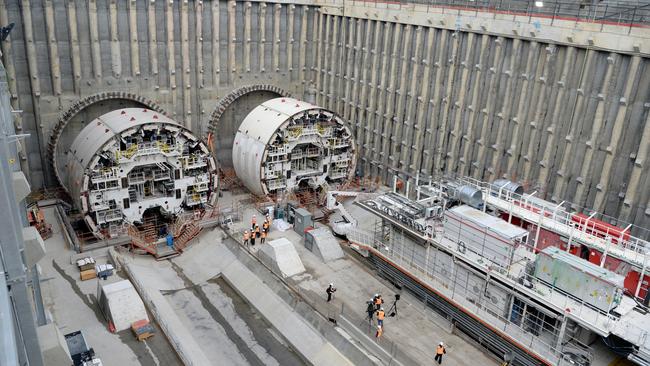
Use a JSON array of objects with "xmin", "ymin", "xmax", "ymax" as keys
[
  {"xmin": 443, "ymin": 205, "xmax": 529, "ymax": 269},
  {"xmin": 534, "ymin": 246, "xmax": 624, "ymax": 312}
]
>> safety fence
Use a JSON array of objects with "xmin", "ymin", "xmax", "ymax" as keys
[{"xmin": 344, "ymin": 0, "xmax": 650, "ymax": 29}]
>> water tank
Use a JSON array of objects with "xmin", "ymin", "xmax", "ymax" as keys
[
  {"xmin": 232, "ymin": 97, "xmax": 357, "ymax": 196},
  {"xmin": 491, "ymin": 179, "xmax": 524, "ymax": 196},
  {"xmin": 63, "ymin": 108, "xmax": 218, "ymax": 239}
]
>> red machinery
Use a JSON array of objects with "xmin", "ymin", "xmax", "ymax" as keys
[{"xmin": 571, "ymin": 213, "xmax": 631, "ymax": 244}]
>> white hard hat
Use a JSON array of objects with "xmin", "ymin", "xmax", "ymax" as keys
[
  {"xmin": 439, "ymin": 342, "xmax": 444, "ymax": 346},
  {"xmin": 329, "ymin": 283, "xmax": 333, "ymax": 286},
  {"xmin": 380, "ymin": 307, "xmax": 384, "ymax": 310},
  {"xmin": 374, "ymin": 294, "xmax": 379, "ymax": 297}
]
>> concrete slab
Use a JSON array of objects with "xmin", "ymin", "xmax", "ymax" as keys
[
  {"xmin": 228, "ymin": 199, "xmax": 500, "ymax": 366},
  {"xmin": 38, "ymin": 207, "xmax": 182, "ymax": 366},
  {"xmin": 117, "ymin": 227, "xmax": 354, "ymax": 366},
  {"xmin": 305, "ymin": 227, "xmax": 345, "ymax": 263},
  {"xmin": 259, "ymin": 238, "xmax": 306, "ymax": 278}
]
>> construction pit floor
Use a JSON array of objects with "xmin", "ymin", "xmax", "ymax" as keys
[{"xmin": 38, "ymin": 189, "xmax": 518, "ymax": 366}]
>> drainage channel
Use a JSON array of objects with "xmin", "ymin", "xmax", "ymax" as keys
[{"xmin": 167, "ymin": 262, "xmax": 306, "ymax": 366}]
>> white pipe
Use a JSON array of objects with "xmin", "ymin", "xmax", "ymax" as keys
[{"xmin": 635, "ymin": 255, "xmax": 647, "ymax": 298}]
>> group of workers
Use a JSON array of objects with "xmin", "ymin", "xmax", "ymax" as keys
[
  {"xmin": 243, "ymin": 214, "xmax": 271, "ymax": 246},
  {"xmin": 366, "ymin": 293, "xmax": 447, "ymax": 364}
]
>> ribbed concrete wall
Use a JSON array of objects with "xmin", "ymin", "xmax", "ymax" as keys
[{"xmin": 1, "ymin": 0, "xmax": 648, "ymax": 231}]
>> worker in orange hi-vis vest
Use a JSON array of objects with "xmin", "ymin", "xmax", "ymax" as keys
[
  {"xmin": 435, "ymin": 342, "xmax": 446, "ymax": 364},
  {"xmin": 263, "ymin": 219, "xmax": 270, "ymax": 234},
  {"xmin": 243, "ymin": 230, "xmax": 250, "ymax": 247},
  {"xmin": 260, "ymin": 230, "xmax": 266, "ymax": 244},
  {"xmin": 254, "ymin": 224, "xmax": 261, "ymax": 238},
  {"xmin": 375, "ymin": 325, "xmax": 383, "ymax": 339},
  {"xmin": 376, "ymin": 307, "xmax": 385, "ymax": 327}
]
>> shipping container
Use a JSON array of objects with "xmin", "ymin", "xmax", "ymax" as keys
[
  {"xmin": 443, "ymin": 205, "xmax": 529, "ymax": 269},
  {"xmin": 534, "ymin": 246, "xmax": 624, "ymax": 312}
]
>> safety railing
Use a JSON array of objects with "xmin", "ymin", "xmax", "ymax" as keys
[
  {"xmin": 96, "ymin": 208, "xmax": 123, "ymax": 224},
  {"xmin": 455, "ymin": 176, "xmax": 649, "ymax": 266},
  {"xmin": 347, "ymin": 0, "xmax": 650, "ymax": 30},
  {"xmin": 118, "ymin": 141, "xmax": 181, "ymax": 160}
]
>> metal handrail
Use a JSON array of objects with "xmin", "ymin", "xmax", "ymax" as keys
[{"xmin": 351, "ymin": 0, "xmax": 650, "ymax": 28}]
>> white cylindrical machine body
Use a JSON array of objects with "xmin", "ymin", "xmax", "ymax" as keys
[
  {"xmin": 65, "ymin": 108, "xmax": 218, "ymax": 239},
  {"xmin": 232, "ymin": 98, "xmax": 356, "ymax": 196}
]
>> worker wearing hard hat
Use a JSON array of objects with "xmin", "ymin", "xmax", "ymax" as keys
[
  {"xmin": 326, "ymin": 283, "xmax": 336, "ymax": 302},
  {"xmin": 376, "ymin": 307, "xmax": 385, "ymax": 327},
  {"xmin": 243, "ymin": 230, "xmax": 250, "ymax": 247},
  {"xmin": 260, "ymin": 229, "xmax": 266, "ymax": 244},
  {"xmin": 374, "ymin": 294, "xmax": 383, "ymax": 311},
  {"xmin": 435, "ymin": 342, "xmax": 446, "ymax": 364}
]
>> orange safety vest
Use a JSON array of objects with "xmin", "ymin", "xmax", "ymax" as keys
[
  {"xmin": 261, "ymin": 231, "xmax": 266, "ymax": 239},
  {"xmin": 254, "ymin": 225, "xmax": 260, "ymax": 233},
  {"xmin": 436, "ymin": 346, "xmax": 445, "ymax": 355},
  {"xmin": 374, "ymin": 297, "xmax": 382, "ymax": 305},
  {"xmin": 263, "ymin": 221, "xmax": 269, "ymax": 230},
  {"xmin": 243, "ymin": 232, "xmax": 250, "ymax": 240},
  {"xmin": 377, "ymin": 310, "xmax": 385, "ymax": 320}
]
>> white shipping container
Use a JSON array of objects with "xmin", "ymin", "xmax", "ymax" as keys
[{"xmin": 443, "ymin": 205, "xmax": 529, "ymax": 269}]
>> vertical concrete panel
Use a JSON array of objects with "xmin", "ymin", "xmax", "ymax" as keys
[
  {"xmin": 538, "ymin": 46, "xmax": 575, "ymax": 190},
  {"xmin": 593, "ymin": 56, "xmax": 641, "ymax": 213},
  {"xmin": 299, "ymin": 6, "xmax": 308, "ymax": 83},
  {"xmin": 342, "ymin": 17, "xmax": 354, "ymax": 122},
  {"xmin": 108, "ymin": 1, "xmax": 121, "ymax": 78},
  {"xmin": 272, "ymin": 4, "xmax": 280, "ymax": 72},
  {"xmin": 505, "ymin": 41, "xmax": 538, "ymax": 179},
  {"xmin": 336, "ymin": 16, "xmax": 349, "ymax": 115},
  {"xmin": 287, "ymin": 4, "xmax": 295, "ymax": 77},
  {"xmin": 621, "ymin": 112, "xmax": 650, "ymax": 222},
  {"xmin": 573, "ymin": 54, "xmax": 616, "ymax": 209},
  {"xmin": 367, "ymin": 20, "xmax": 383, "ymax": 176},
  {"xmin": 489, "ymin": 38, "xmax": 522, "ymax": 179},
  {"xmin": 380, "ymin": 22, "xmax": 400, "ymax": 178},
  {"xmin": 423, "ymin": 29, "xmax": 447, "ymax": 175},
  {"xmin": 392, "ymin": 25, "xmax": 413, "ymax": 172},
  {"xmin": 87, "ymin": 0, "xmax": 101, "ymax": 79},
  {"xmin": 460, "ymin": 34, "xmax": 488, "ymax": 176},
  {"xmin": 447, "ymin": 32, "xmax": 474, "ymax": 174},
  {"xmin": 258, "ymin": 2, "xmax": 266, "ymax": 73},
  {"xmin": 180, "ymin": 0, "xmax": 191, "ymax": 128},
  {"xmin": 435, "ymin": 29, "xmax": 459, "ymax": 173},
  {"xmin": 147, "ymin": 0, "xmax": 158, "ymax": 80},
  {"xmin": 552, "ymin": 50, "xmax": 595, "ymax": 201},
  {"xmin": 227, "ymin": 1, "xmax": 236, "ymax": 80},
  {"xmin": 411, "ymin": 28, "xmax": 435, "ymax": 174},
  {"xmin": 358, "ymin": 20, "xmax": 374, "ymax": 169},
  {"xmin": 243, "ymin": 2, "xmax": 251, "ymax": 73},
  {"xmin": 128, "ymin": 0, "xmax": 140, "ymax": 77},
  {"xmin": 43, "ymin": 0, "xmax": 61, "ymax": 95}
]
